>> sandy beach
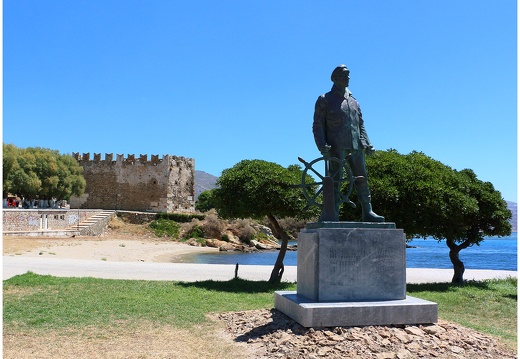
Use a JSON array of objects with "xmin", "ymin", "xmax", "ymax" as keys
[{"xmin": 3, "ymin": 235, "xmax": 219, "ymax": 263}]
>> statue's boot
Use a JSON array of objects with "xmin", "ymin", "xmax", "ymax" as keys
[{"xmin": 356, "ymin": 178, "xmax": 385, "ymax": 222}]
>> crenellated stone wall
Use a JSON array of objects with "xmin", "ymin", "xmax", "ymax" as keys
[{"xmin": 69, "ymin": 153, "xmax": 195, "ymax": 213}]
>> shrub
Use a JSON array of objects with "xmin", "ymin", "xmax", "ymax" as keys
[
  {"xmin": 156, "ymin": 212, "xmax": 205, "ymax": 223},
  {"xmin": 148, "ymin": 219, "xmax": 180, "ymax": 239},
  {"xmin": 203, "ymin": 209, "xmax": 225, "ymax": 238},
  {"xmin": 254, "ymin": 231, "xmax": 270, "ymax": 242},
  {"xmin": 235, "ymin": 219, "xmax": 257, "ymax": 244},
  {"xmin": 183, "ymin": 219, "xmax": 205, "ymax": 239},
  {"xmin": 190, "ymin": 225, "xmax": 205, "ymax": 238},
  {"xmin": 108, "ymin": 217, "xmax": 124, "ymax": 230}
]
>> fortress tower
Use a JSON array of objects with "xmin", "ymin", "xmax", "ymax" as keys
[{"xmin": 69, "ymin": 153, "xmax": 195, "ymax": 213}]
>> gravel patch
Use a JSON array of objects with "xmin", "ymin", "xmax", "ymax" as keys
[{"xmin": 214, "ymin": 309, "xmax": 517, "ymax": 358}]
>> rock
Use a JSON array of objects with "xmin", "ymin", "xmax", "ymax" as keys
[
  {"xmin": 376, "ymin": 352, "xmax": 396, "ymax": 359},
  {"xmin": 316, "ymin": 347, "xmax": 332, "ymax": 356},
  {"xmin": 396, "ymin": 348, "xmax": 412, "ymax": 359},
  {"xmin": 251, "ymin": 224, "xmax": 274, "ymax": 236},
  {"xmin": 423, "ymin": 324, "xmax": 447, "ymax": 336},
  {"xmin": 405, "ymin": 341, "xmax": 423, "ymax": 353},
  {"xmin": 185, "ymin": 238, "xmax": 200, "ymax": 246},
  {"xmin": 404, "ymin": 326, "xmax": 424, "ymax": 337},
  {"xmin": 204, "ymin": 238, "xmax": 218, "ymax": 247},
  {"xmin": 224, "ymin": 230, "xmax": 241, "ymax": 244},
  {"xmin": 206, "ymin": 238, "xmax": 230, "ymax": 248},
  {"xmin": 323, "ymin": 332, "xmax": 343, "ymax": 342},
  {"xmin": 250, "ymin": 239, "xmax": 277, "ymax": 250},
  {"xmin": 393, "ymin": 331, "xmax": 412, "ymax": 344},
  {"xmin": 219, "ymin": 243, "xmax": 235, "ymax": 251},
  {"xmin": 449, "ymin": 345, "xmax": 465, "ymax": 354},
  {"xmin": 204, "ymin": 238, "xmax": 238, "ymax": 251},
  {"xmin": 236, "ymin": 245, "xmax": 256, "ymax": 253}
]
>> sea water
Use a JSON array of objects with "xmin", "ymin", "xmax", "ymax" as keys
[{"xmin": 184, "ymin": 233, "xmax": 517, "ymax": 271}]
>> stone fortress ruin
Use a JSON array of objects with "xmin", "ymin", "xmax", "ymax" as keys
[{"xmin": 69, "ymin": 153, "xmax": 195, "ymax": 213}]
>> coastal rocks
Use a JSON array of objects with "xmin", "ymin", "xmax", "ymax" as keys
[
  {"xmin": 204, "ymin": 238, "xmax": 236, "ymax": 251},
  {"xmin": 200, "ymin": 236, "xmax": 296, "ymax": 252},
  {"xmin": 224, "ymin": 230, "xmax": 242, "ymax": 244},
  {"xmin": 204, "ymin": 238, "xmax": 259, "ymax": 252},
  {"xmin": 214, "ymin": 309, "xmax": 517, "ymax": 359},
  {"xmin": 251, "ymin": 224, "xmax": 274, "ymax": 237},
  {"xmin": 190, "ymin": 232, "xmax": 299, "ymax": 253},
  {"xmin": 250, "ymin": 240, "xmax": 274, "ymax": 250},
  {"xmin": 219, "ymin": 243, "xmax": 236, "ymax": 252},
  {"xmin": 185, "ymin": 238, "xmax": 203, "ymax": 246},
  {"xmin": 250, "ymin": 239, "xmax": 280, "ymax": 250}
]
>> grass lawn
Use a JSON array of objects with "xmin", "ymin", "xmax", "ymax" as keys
[
  {"xmin": 3, "ymin": 273, "xmax": 517, "ymax": 352},
  {"xmin": 407, "ymin": 277, "xmax": 517, "ymax": 348}
]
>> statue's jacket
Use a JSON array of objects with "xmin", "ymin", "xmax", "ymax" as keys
[{"xmin": 313, "ymin": 85, "xmax": 372, "ymax": 151}]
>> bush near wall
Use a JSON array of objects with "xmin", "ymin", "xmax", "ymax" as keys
[{"xmin": 156, "ymin": 212, "xmax": 205, "ymax": 223}]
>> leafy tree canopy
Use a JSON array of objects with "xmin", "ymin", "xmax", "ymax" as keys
[
  {"xmin": 342, "ymin": 149, "xmax": 511, "ymax": 243},
  {"xmin": 195, "ymin": 189, "xmax": 216, "ymax": 213},
  {"xmin": 213, "ymin": 159, "xmax": 318, "ymax": 221},
  {"xmin": 341, "ymin": 149, "xmax": 511, "ymax": 282},
  {"xmin": 213, "ymin": 159, "xmax": 319, "ymax": 283},
  {"xmin": 3, "ymin": 144, "xmax": 86, "ymax": 200}
]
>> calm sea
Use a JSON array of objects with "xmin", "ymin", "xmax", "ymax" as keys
[{"xmin": 183, "ymin": 233, "xmax": 517, "ymax": 271}]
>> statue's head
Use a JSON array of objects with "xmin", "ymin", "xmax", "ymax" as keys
[{"xmin": 331, "ymin": 65, "xmax": 350, "ymax": 87}]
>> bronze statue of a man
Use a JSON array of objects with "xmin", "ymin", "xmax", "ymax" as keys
[{"xmin": 313, "ymin": 64, "xmax": 384, "ymax": 222}]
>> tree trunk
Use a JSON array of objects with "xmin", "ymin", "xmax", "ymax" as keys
[
  {"xmin": 446, "ymin": 238, "xmax": 471, "ymax": 283},
  {"xmin": 267, "ymin": 214, "xmax": 289, "ymax": 284},
  {"xmin": 448, "ymin": 246, "xmax": 465, "ymax": 283}
]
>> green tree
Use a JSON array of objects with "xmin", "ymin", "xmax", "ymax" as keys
[
  {"xmin": 195, "ymin": 189, "xmax": 216, "ymax": 213},
  {"xmin": 3, "ymin": 144, "xmax": 41, "ymax": 199},
  {"xmin": 213, "ymin": 159, "xmax": 318, "ymax": 283},
  {"xmin": 342, "ymin": 150, "xmax": 511, "ymax": 283},
  {"xmin": 3, "ymin": 144, "xmax": 86, "ymax": 202}
]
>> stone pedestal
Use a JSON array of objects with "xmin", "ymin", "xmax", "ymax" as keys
[{"xmin": 275, "ymin": 222, "xmax": 438, "ymax": 327}]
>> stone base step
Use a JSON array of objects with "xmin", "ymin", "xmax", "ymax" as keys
[{"xmin": 275, "ymin": 291, "xmax": 438, "ymax": 327}]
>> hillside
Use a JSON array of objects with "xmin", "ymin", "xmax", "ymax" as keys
[
  {"xmin": 506, "ymin": 201, "xmax": 517, "ymax": 232},
  {"xmin": 194, "ymin": 170, "xmax": 218, "ymax": 200}
]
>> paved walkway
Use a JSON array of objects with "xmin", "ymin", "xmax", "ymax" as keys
[{"xmin": 3, "ymin": 256, "xmax": 517, "ymax": 283}]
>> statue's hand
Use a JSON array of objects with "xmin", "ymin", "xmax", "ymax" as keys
[
  {"xmin": 319, "ymin": 145, "xmax": 331, "ymax": 158},
  {"xmin": 365, "ymin": 146, "xmax": 376, "ymax": 156}
]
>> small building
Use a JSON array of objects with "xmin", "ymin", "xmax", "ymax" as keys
[{"xmin": 69, "ymin": 153, "xmax": 195, "ymax": 213}]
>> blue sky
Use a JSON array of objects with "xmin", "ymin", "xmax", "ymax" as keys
[{"xmin": 4, "ymin": 1, "xmax": 517, "ymax": 202}]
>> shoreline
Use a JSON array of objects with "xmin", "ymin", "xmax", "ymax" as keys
[{"xmin": 3, "ymin": 236, "xmax": 516, "ymax": 283}]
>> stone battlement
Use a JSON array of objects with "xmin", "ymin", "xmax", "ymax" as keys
[{"xmin": 72, "ymin": 152, "xmax": 192, "ymax": 165}]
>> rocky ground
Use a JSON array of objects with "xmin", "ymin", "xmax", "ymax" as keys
[{"xmin": 214, "ymin": 309, "xmax": 517, "ymax": 359}]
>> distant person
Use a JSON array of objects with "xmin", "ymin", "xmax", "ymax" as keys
[{"xmin": 313, "ymin": 64, "xmax": 384, "ymax": 222}]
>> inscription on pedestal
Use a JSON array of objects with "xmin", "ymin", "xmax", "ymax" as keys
[{"xmin": 328, "ymin": 246, "xmax": 388, "ymax": 285}]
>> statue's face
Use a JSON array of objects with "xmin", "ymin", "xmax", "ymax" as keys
[{"xmin": 334, "ymin": 70, "xmax": 350, "ymax": 88}]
